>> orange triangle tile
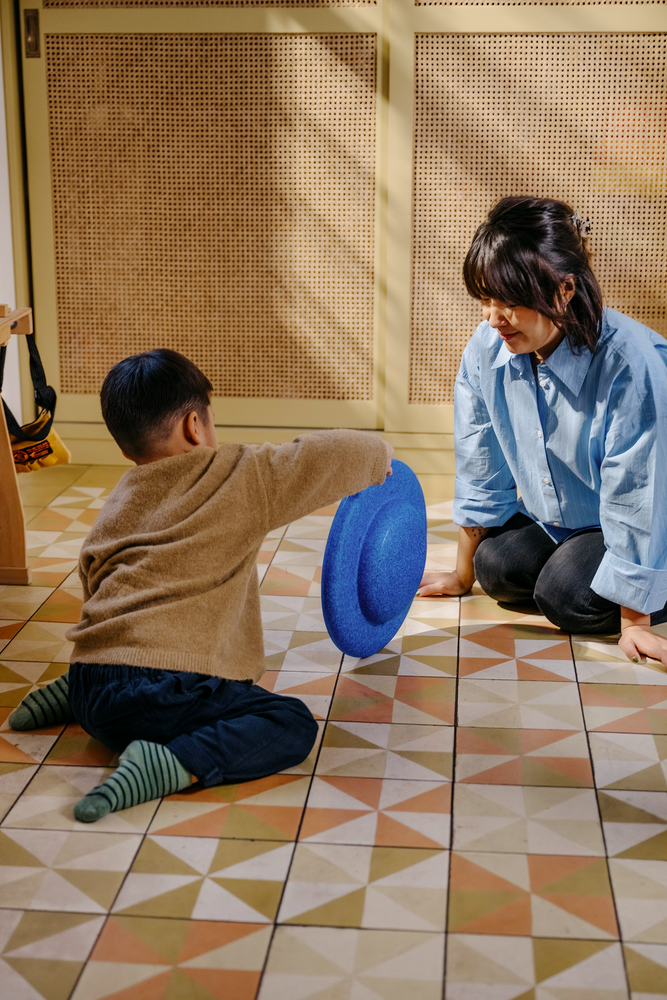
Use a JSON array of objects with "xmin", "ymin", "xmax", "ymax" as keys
[
  {"xmin": 0, "ymin": 737, "xmax": 43, "ymax": 764},
  {"xmin": 456, "ymin": 730, "xmax": 514, "ymax": 755},
  {"xmin": 239, "ymin": 805, "xmax": 302, "ymax": 837},
  {"xmin": 527, "ymin": 757, "xmax": 593, "ymax": 786},
  {"xmin": 235, "ymin": 774, "xmax": 303, "ymax": 800},
  {"xmin": 516, "ymin": 661, "xmax": 571, "ymax": 682},
  {"xmin": 526, "ymin": 641, "xmax": 572, "ymax": 660},
  {"xmin": 459, "ymin": 657, "xmax": 512, "ymax": 676},
  {"xmin": 461, "ymin": 626, "xmax": 517, "ymax": 657},
  {"xmin": 528, "ymin": 855, "xmax": 600, "ymax": 890},
  {"xmin": 179, "ymin": 921, "xmax": 264, "ymax": 963},
  {"xmin": 454, "ymin": 895, "xmax": 532, "ymax": 935},
  {"xmin": 0, "ymin": 622, "xmax": 25, "ymax": 641},
  {"xmin": 182, "ymin": 969, "xmax": 260, "ymax": 999},
  {"xmin": 539, "ymin": 894, "xmax": 618, "ymax": 936},
  {"xmin": 580, "ymin": 688, "xmax": 636, "ymax": 708},
  {"xmin": 93, "ymin": 918, "xmax": 168, "ymax": 964},
  {"xmin": 592, "ymin": 710, "xmax": 652, "ymax": 733},
  {"xmin": 374, "ymin": 813, "xmax": 443, "ymax": 849},
  {"xmin": 391, "ymin": 784, "xmax": 451, "ymax": 813},
  {"xmin": 319, "ymin": 776, "xmax": 383, "ymax": 809},
  {"xmin": 519, "ymin": 730, "xmax": 577, "ymax": 753},
  {"xmin": 450, "ymin": 854, "xmax": 525, "ymax": 893},
  {"xmin": 154, "ymin": 807, "xmax": 231, "ymax": 838},
  {"xmin": 332, "ymin": 699, "xmax": 393, "ymax": 724},
  {"xmin": 299, "ymin": 807, "xmax": 370, "ymax": 839},
  {"xmin": 461, "ymin": 759, "xmax": 523, "ymax": 784}
]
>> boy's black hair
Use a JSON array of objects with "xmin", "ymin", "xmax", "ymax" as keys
[
  {"xmin": 100, "ymin": 349, "xmax": 213, "ymax": 458},
  {"xmin": 463, "ymin": 196, "xmax": 604, "ymax": 352}
]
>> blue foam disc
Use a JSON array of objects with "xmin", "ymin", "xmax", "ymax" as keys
[{"xmin": 321, "ymin": 460, "xmax": 427, "ymax": 658}]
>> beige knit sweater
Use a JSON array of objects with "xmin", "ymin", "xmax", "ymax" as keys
[{"xmin": 67, "ymin": 429, "xmax": 387, "ymax": 681}]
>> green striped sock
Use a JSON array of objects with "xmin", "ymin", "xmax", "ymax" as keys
[
  {"xmin": 74, "ymin": 740, "xmax": 192, "ymax": 823},
  {"xmin": 8, "ymin": 674, "xmax": 73, "ymax": 730}
]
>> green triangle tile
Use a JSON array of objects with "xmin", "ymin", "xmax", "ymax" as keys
[
  {"xmin": 448, "ymin": 889, "xmax": 526, "ymax": 930},
  {"xmin": 624, "ymin": 945, "xmax": 667, "ymax": 991},
  {"xmin": 533, "ymin": 938, "xmax": 610, "ymax": 982},
  {"xmin": 604, "ymin": 765, "xmax": 667, "ymax": 792},
  {"xmin": 38, "ymin": 663, "xmax": 69, "ymax": 683},
  {"xmin": 394, "ymin": 752, "xmax": 452, "ymax": 778},
  {"xmin": 3, "ymin": 912, "xmax": 94, "ymax": 953},
  {"xmin": 598, "ymin": 792, "xmax": 666, "ymax": 824},
  {"xmin": 210, "ymin": 838, "xmax": 279, "ymax": 872},
  {"xmin": 212, "ymin": 878, "xmax": 283, "ymax": 919},
  {"xmin": 0, "ymin": 831, "xmax": 44, "ymax": 867},
  {"xmin": 349, "ymin": 657, "xmax": 401, "ymax": 676},
  {"xmin": 531, "ymin": 857, "xmax": 610, "ymax": 896},
  {"xmin": 123, "ymin": 916, "xmax": 190, "ymax": 965},
  {"xmin": 131, "ymin": 838, "xmax": 202, "ymax": 876},
  {"xmin": 4, "ymin": 958, "xmax": 82, "ymax": 1000},
  {"xmin": 214, "ymin": 805, "xmax": 295, "ymax": 840},
  {"xmin": 323, "ymin": 727, "xmax": 381, "ymax": 750},
  {"xmin": 0, "ymin": 664, "xmax": 34, "ymax": 684},
  {"xmin": 284, "ymin": 887, "xmax": 367, "ymax": 927},
  {"xmin": 616, "ymin": 830, "xmax": 667, "ymax": 860},
  {"xmin": 117, "ymin": 880, "xmax": 204, "ymax": 918},
  {"xmin": 58, "ymin": 869, "xmax": 123, "ymax": 909},
  {"xmin": 164, "ymin": 968, "xmax": 224, "ymax": 1000},
  {"xmin": 369, "ymin": 846, "xmax": 440, "ymax": 883}
]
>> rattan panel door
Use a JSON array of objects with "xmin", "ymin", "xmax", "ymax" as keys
[{"xmin": 21, "ymin": 3, "xmax": 383, "ymax": 428}]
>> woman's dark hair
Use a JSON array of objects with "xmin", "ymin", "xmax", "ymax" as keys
[
  {"xmin": 100, "ymin": 348, "xmax": 213, "ymax": 458},
  {"xmin": 463, "ymin": 196, "xmax": 604, "ymax": 352}
]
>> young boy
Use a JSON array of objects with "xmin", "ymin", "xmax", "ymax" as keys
[{"xmin": 9, "ymin": 349, "xmax": 392, "ymax": 821}]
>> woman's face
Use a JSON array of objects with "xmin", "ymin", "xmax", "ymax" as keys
[{"xmin": 480, "ymin": 299, "xmax": 565, "ymax": 358}]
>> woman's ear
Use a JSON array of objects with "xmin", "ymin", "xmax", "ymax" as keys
[{"xmin": 557, "ymin": 275, "xmax": 576, "ymax": 310}]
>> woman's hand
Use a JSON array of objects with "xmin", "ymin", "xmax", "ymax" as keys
[
  {"xmin": 619, "ymin": 625, "xmax": 667, "ymax": 668},
  {"xmin": 418, "ymin": 570, "xmax": 473, "ymax": 597}
]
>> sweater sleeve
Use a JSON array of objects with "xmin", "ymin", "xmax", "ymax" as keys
[{"xmin": 254, "ymin": 429, "xmax": 389, "ymax": 532}]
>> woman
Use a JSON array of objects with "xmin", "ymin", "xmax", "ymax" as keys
[{"xmin": 419, "ymin": 196, "xmax": 667, "ymax": 667}]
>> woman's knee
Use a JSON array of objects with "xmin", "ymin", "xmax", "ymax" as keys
[{"xmin": 534, "ymin": 557, "xmax": 619, "ymax": 634}]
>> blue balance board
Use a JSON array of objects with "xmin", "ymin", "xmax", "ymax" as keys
[{"xmin": 321, "ymin": 459, "xmax": 427, "ymax": 658}]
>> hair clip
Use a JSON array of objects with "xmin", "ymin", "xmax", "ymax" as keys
[{"xmin": 571, "ymin": 211, "xmax": 592, "ymax": 237}]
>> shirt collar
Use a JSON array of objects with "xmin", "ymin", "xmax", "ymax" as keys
[{"xmin": 490, "ymin": 332, "xmax": 595, "ymax": 396}]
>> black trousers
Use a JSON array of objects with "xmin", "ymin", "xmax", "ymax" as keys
[{"xmin": 473, "ymin": 513, "xmax": 667, "ymax": 635}]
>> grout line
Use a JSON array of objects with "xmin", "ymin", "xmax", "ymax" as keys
[
  {"xmin": 570, "ymin": 633, "xmax": 632, "ymax": 1000},
  {"xmin": 442, "ymin": 595, "xmax": 460, "ymax": 1000}
]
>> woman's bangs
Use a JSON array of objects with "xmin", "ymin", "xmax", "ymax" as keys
[{"xmin": 465, "ymin": 241, "xmax": 525, "ymax": 308}]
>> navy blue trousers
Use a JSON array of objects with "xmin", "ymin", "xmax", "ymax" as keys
[
  {"xmin": 69, "ymin": 663, "xmax": 318, "ymax": 787},
  {"xmin": 474, "ymin": 513, "xmax": 667, "ymax": 634}
]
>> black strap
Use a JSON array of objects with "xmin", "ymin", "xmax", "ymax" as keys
[{"xmin": 0, "ymin": 333, "xmax": 57, "ymax": 442}]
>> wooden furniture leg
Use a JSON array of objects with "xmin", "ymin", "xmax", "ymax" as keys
[{"xmin": 0, "ymin": 306, "xmax": 34, "ymax": 585}]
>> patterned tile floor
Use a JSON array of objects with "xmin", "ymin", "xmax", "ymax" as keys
[{"xmin": 0, "ymin": 464, "xmax": 666, "ymax": 998}]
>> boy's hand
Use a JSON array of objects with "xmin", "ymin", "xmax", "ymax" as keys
[
  {"xmin": 418, "ymin": 570, "xmax": 473, "ymax": 597},
  {"xmin": 384, "ymin": 440, "xmax": 394, "ymax": 476}
]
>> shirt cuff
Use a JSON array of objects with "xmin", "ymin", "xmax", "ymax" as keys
[
  {"xmin": 591, "ymin": 551, "xmax": 667, "ymax": 615},
  {"xmin": 453, "ymin": 479, "xmax": 520, "ymax": 528}
]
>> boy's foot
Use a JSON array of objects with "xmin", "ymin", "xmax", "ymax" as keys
[
  {"xmin": 8, "ymin": 674, "xmax": 73, "ymax": 730},
  {"xmin": 74, "ymin": 740, "xmax": 192, "ymax": 823}
]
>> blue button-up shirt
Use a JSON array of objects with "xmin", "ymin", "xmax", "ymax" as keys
[{"xmin": 453, "ymin": 308, "xmax": 667, "ymax": 614}]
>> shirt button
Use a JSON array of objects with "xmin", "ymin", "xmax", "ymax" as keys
[
  {"xmin": 543, "ymin": 478, "xmax": 551, "ymax": 485},
  {"xmin": 537, "ymin": 430, "xmax": 542, "ymax": 438},
  {"xmin": 539, "ymin": 380, "xmax": 548, "ymax": 388},
  {"xmin": 553, "ymin": 521, "xmax": 560, "ymax": 527}
]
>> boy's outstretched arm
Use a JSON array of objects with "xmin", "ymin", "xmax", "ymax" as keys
[{"xmin": 419, "ymin": 525, "xmax": 489, "ymax": 597}]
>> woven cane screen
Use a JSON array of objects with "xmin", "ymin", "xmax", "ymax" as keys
[
  {"xmin": 46, "ymin": 34, "xmax": 376, "ymax": 398},
  {"xmin": 411, "ymin": 33, "xmax": 667, "ymax": 405},
  {"xmin": 44, "ymin": 1, "xmax": 374, "ymax": 7}
]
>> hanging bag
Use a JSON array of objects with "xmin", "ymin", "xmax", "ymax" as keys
[{"xmin": 0, "ymin": 334, "xmax": 71, "ymax": 473}]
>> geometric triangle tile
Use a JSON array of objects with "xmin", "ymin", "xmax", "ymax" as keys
[
  {"xmin": 112, "ymin": 836, "xmax": 295, "ymax": 922},
  {"xmin": 580, "ymin": 685, "xmax": 667, "ymax": 735},
  {"xmin": 0, "ymin": 588, "xmax": 56, "ymax": 621},
  {"xmin": 299, "ymin": 776, "xmax": 451, "ymax": 848},
  {"xmin": 0, "ymin": 829, "xmax": 142, "ymax": 912},
  {"xmin": 0, "ymin": 709, "xmax": 63, "ymax": 765},
  {"xmin": 71, "ymin": 916, "xmax": 272, "ymax": 1000},
  {"xmin": 452, "ymin": 785, "xmax": 605, "ymax": 856},
  {"xmin": 340, "ymin": 632, "xmax": 459, "ymax": 679},
  {"xmin": 31, "ymin": 590, "xmax": 83, "ymax": 625},
  {"xmin": 277, "ymin": 842, "xmax": 449, "ymax": 930},
  {"xmin": 43, "ymin": 725, "xmax": 119, "ymax": 768},
  {"xmin": 459, "ymin": 595, "xmax": 554, "ymax": 627},
  {"xmin": 1, "ymin": 623, "xmax": 74, "ymax": 664},
  {"xmin": 445, "ymin": 934, "xmax": 627, "ymax": 999},
  {"xmin": 589, "ymin": 733, "xmax": 667, "ymax": 791},
  {"xmin": 608, "ymin": 859, "xmax": 667, "ymax": 943},
  {"xmin": 260, "ymin": 598, "xmax": 327, "ymax": 635},
  {"xmin": 459, "ymin": 623, "xmax": 575, "ymax": 682},
  {"xmin": 455, "ymin": 727, "xmax": 594, "ymax": 787},
  {"xmin": 624, "ymin": 942, "xmax": 667, "ymax": 998},
  {"xmin": 263, "ymin": 630, "xmax": 341, "ymax": 673},
  {"xmin": 1, "ymin": 765, "xmax": 159, "ymax": 833},
  {"xmin": 258, "ymin": 925, "xmax": 445, "ymax": 999},
  {"xmin": 329, "ymin": 675, "xmax": 455, "ymax": 726},
  {"xmin": 147, "ymin": 774, "xmax": 310, "ymax": 839},
  {"xmin": 316, "ymin": 722, "xmax": 454, "ymax": 781},
  {"xmin": 0, "ymin": 763, "xmax": 38, "ymax": 823},
  {"xmin": 0, "ymin": 659, "xmax": 68, "ymax": 709},
  {"xmin": 457, "ymin": 680, "xmax": 585, "ymax": 730},
  {"xmin": 257, "ymin": 670, "xmax": 335, "ymax": 720},
  {"xmin": 285, "ymin": 515, "xmax": 335, "ymax": 540},
  {"xmin": 0, "ymin": 909, "xmax": 105, "ymax": 1000},
  {"xmin": 448, "ymin": 852, "xmax": 619, "ymax": 939},
  {"xmin": 599, "ymin": 790, "xmax": 667, "ymax": 860}
]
